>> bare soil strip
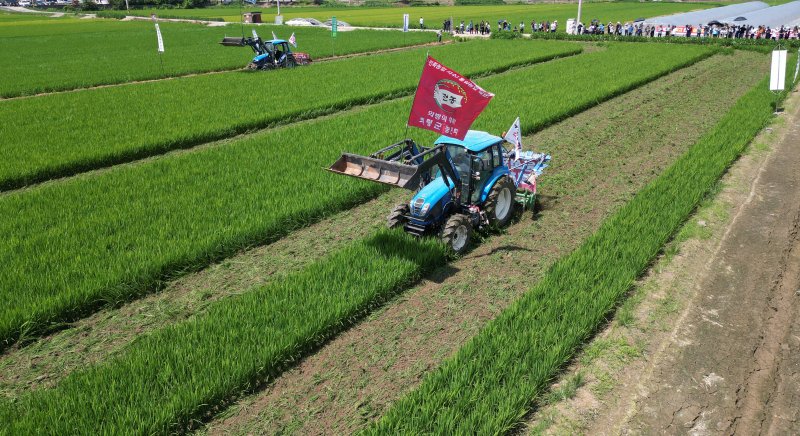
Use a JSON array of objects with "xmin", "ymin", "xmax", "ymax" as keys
[
  {"xmin": 195, "ymin": 51, "xmax": 768, "ymax": 435},
  {"xmin": 0, "ymin": 41, "xmax": 450, "ymax": 102},
  {"xmin": 522, "ymin": 90, "xmax": 800, "ymax": 435}
]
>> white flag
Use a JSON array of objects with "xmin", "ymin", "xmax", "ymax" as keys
[
  {"xmin": 155, "ymin": 23, "xmax": 164, "ymax": 53},
  {"xmin": 770, "ymin": 49, "xmax": 787, "ymax": 91},
  {"xmin": 252, "ymin": 29, "xmax": 259, "ymax": 39},
  {"xmin": 272, "ymin": 31, "xmax": 278, "ymax": 41},
  {"xmin": 289, "ymin": 32, "xmax": 296, "ymax": 47},
  {"xmin": 504, "ymin": 117, "xmax": 522, "ymax": 160}
]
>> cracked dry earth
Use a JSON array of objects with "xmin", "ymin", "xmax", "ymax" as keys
[{"xmin": 616, "ymin": 96, "xmax": 800, "ymax": 435}]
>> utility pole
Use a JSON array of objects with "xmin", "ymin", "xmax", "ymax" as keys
[{"xmin": 576, "ymin": 0, "xmax": 582, "ymax": 30}]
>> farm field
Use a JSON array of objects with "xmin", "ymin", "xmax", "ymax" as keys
[
  {"xmin": 0, "ymin": 43, "xmax": 713, "ymax": 353},
  {"xmin": 2, "ymin": 4, "xmax": 796, "ymax": 434},
  {"xmin": 0, "ymin": 46, "xmax": 774, "ymax": 434},
  {"xmin": 0, "ymin": 39, "xmax": 580, "ymax": 190},
  {"xmin": 0, "ymin": 16, "xmax": 435, "ymax": 97},
  {"xmin": 119, "ymin": 2, "xmax": 712, "ymax": 27}
]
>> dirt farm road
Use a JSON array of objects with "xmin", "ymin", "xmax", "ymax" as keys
[{"xmin": 532, "ymin": 93, "xmax": 800, "ymax": 435}]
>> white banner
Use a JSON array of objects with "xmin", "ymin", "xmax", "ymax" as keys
[
  {"xmin": 289, "ymin": 32, "xmax": 296, "ymax": 47},
  {"xmin": 770, "ymin": 49, "xmax": 787, "ymax": 91},
  {"xmin": 503, "ymin": 117, "xmax": 522, "ymax": 160},
  {"xmin": 403, "ymin": 14, "xmax": 409, "ymax": 33},
  {"xmin": 155, "ymin": 23, "xmax": 164, "ymax": 53}
]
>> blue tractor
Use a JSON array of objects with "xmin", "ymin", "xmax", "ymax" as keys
[
  {"xmin": 328, "ymin": 130, "xmax": 550, "ymax": 253},
  {"xmin": 220, "ymin": 36, "xmax": 311, "ymax": 70}
]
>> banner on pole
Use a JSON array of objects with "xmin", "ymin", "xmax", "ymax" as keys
[
  {"xmin": 289, "ymin": 32, "xmax": 296, "ymax": 47},
  {"xmin": 331, "ymin": 16, "xmax": 338, "ymax": 37},
  {"xmin": 503, "ymin": 117, "xmax": 522, "ymax": 160},
  {"xmin": 403, "ymin": 13, "xmax": 409, "ymax": 32},
  {"xmin": 407, "ymin": 56, "xmax": 494, "ymax": 140},
  {"xmin": 770, "ymin": 49, "xmax": 787, "ymax": 91},
  {"xmin": 155, "ymin": 23, "xmax": 164, "ymax": 53}
]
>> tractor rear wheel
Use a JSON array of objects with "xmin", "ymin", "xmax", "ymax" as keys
[
  {"xmin": 441, "ymin": 214, "xmax": 471, "ymax": 254},
  {"xmin": 285, "ymin": 56, "xmax": 297, "ymax": 68},
  {"xmin": 485, "ymin": 176, "xmax": 516, "ymax": 227},
  {"xmin": 387, "ymin": 203, "xmax": 409, "ymax": 229}
]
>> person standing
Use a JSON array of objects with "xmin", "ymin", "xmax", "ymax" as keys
[
  {"xmin": 520, "ymin": 21, "xmax": 525, "ymax": 34},
  {"xmin": 419, "ymin": 16, "xmax": 424, "ymax": 29}
]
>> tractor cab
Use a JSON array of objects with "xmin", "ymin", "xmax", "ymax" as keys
[
  {"xmin": 251, "ymin": 39, "xmax": 295, "ymax": 70},
  {"xmin": 430, "ymin": 131, "xmax": 510, "ymax": 206}
]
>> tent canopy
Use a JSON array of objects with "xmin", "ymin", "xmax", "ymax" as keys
[
  {"xmin": 720, "ymin": 1, "xmax": 800, "ymax": 27},
  {"xmin": 644, "ymin": 1, "xmax": 769, "ymax": 26}
]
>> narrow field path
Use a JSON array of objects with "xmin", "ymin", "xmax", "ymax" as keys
[
  {"xmin": 611, "ymin": 92, "xmax": 800, "ymax": 435},
  {"xmin": 196, "ymin": 50, "xmax": 767, "ymax": 435},
  {"xmin": 0, "ymin": 40, "xmax": 450, "ymax": 102}
]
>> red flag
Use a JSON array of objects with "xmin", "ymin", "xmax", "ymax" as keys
[{"xmin": 407, "ymin": 56, "xmax": 493, "ymax": 140}]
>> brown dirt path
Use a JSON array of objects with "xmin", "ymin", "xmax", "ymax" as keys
[
  {"xmin": 198, "ymin": 51, "xmax": 768, "ymax": 435},
  {"xmin": 621, "ymin": 90, "xmax": 800, "ymax": 436},
  {"xmin": 523, "ymin": 90, "xmax": 800, "ymax": 435}
]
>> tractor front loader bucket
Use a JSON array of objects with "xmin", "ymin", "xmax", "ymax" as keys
[
  {"xmin": 328, "ymin": 153, "xmax": 423, "ymax": 189},
  {"xmin": 220, "ymin": 37, "xmax": 246, "ymax": 47}
]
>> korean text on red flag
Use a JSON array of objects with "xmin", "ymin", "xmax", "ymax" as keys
[{"xmin": 407, "ymin": 56, "xmax": 493, "ymax": 141}]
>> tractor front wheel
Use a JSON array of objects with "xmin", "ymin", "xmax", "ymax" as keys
[
  {"xmin": 441, "ymin": 214, "xmax": 471, "ymax": 254},
  {"xmin": 387, "ymin": 203, "xmax": 409, "ymax": 229},
  {"xmin": 485, "ymin": 176, "xmax": 516, "ymax": 227}
]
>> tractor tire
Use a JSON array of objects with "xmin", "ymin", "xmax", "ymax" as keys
[
  {"xmin": 285, "ymin": 56, "xmax": 297, "ymax": 69},
  {"xmin": 484, "ymin": 176, "xmax": 516, "ymax": 227},
  {"xmin": 441, "ymin": 214, "xmax": 471, "ymax": 254},
  {"xmin": 387, "ymin": 203, "xmax": 409, "ymax": 229}
]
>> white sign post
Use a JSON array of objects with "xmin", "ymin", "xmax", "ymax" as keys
[
  {"xmin": 770, "ymin": 49, "xmax": 787, "ymax": 91},
  {"xmin": 770, "ymin": 49, "xmax": 788, "ymax": 113},
  {"xmin": 403, "ymin": 14, "xmax": 409, "ymax": 33}
]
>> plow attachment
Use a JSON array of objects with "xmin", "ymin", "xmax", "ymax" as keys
[
  {"xmin": 219, "ymin": 37, "xmax": 246, "ymax": 47},
  {"xmin": 327, "ymin": 140, "xmax": 456, "ymax": 191}
]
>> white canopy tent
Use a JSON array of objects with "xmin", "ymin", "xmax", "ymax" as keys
[
  {"xmin": 720, "ymin": 1, "xmax": 800, "ymax": 28},
  {"xmin": 644, "ymin": 1, "xmax": 769, "ymax": 26}
]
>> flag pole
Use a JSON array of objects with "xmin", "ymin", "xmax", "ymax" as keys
[{"xmin": 404, "ymin": 54, "xmax": 429, "ymax": 140}]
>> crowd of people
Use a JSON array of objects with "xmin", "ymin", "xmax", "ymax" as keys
[
  {"xmin": 570, "ymin": 20, "xmax": 800, "ymax": 40},
  {"xmin": 433, "ymin": 16, "xmax": 800, "ymax": 40},
  {"xmin": 441, "ymin": 18, "xmax": 559, "ymax": 35}
]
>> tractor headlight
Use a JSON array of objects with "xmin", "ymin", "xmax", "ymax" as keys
[{"xmin": 421, "ymin": 203, "xmax": 431, "ymax": 215}]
